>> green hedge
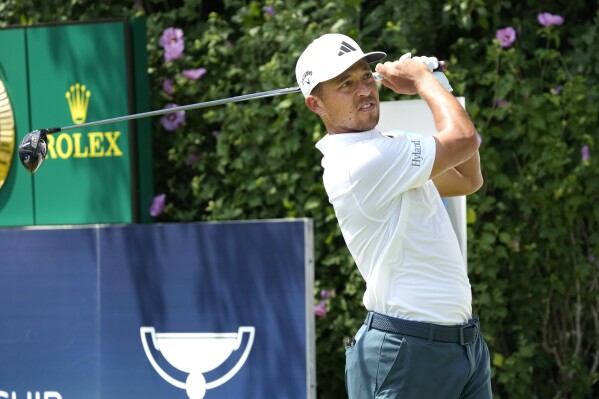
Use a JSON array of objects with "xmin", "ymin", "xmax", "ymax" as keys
[{"xmin": 2, "ymin": 1, "xmax": 599, "ymax": 397}]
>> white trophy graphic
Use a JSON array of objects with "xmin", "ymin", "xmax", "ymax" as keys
[{"xmin": 140, "ymin": 326, "xmax": 255, "ymax": 399}]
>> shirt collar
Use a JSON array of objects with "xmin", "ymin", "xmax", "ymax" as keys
[{"xmin": 315, "ymin": 129, "xmax": 382, "ymax": 155}]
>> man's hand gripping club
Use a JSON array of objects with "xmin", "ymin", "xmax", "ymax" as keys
[{"xmin": 375, "ymin": 53, "xmax": 453, "ymax": 94}]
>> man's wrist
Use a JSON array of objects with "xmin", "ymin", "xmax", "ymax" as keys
[{"xmin": 415, "ymin": 73, "xmax": 445, "ymax": 96}]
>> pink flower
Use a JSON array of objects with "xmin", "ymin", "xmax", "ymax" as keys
[
  {"xmin": 538, "ymin": 13, "xmax": 564, "ymax": 27},
  {"xmin": 262, "ymin": 6, "xmax": 275, "ymax": 17},
  {"xmin": 314, "ymin": 300, "xmax": 327, "ymax": 318},
  {"xmin": 162, "ymin": 79, "xmax": 174, "ymax": 95},
  {"xmin": 495, "ymin": 99, "xmax": 509, "ymax": 107},
  {"xmin": 160, "ymin": 103, "xmax": 186, "ymax": 131},
  {"xmin": 159, "ymin": 27, "xmax": 184, "ymax": 61},
  {"xmin": 496, "ymin": 26, "xmax": 516, "ymax": 48},
  {"xmin": 186, "ymin": 153, "xmax": 200, "ymax": 166},
  {"xmin": 183, "ymin": 68, "xmax": 207, "ymax": 80},
  {"xmin": 582, "ymin": 145, "xmax": 590, "ymax": 163},
  {"xmin": 551, "ymin": 85, "xmax": 563, "ymax": 95},
  {"xmin": 150, "ymin": 194, "xmax": 166, "ymax": 217},
  {"xmin": 320, "ymin": 290, "xmax": 332, "ymax": 299}
]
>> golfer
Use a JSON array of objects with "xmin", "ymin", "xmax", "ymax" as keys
[{"xmin": 296, "ymin": 33, "xmax": 491, "ymax": 398}]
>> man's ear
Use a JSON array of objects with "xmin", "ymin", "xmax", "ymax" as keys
[{"xmin": 305, "ymin": 95, "xmax": 327, "ymax": 116}]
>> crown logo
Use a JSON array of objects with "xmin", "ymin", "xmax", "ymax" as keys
[{"xmin": 65, "ymin": 83, "xmax": 91, "ymax": 124}]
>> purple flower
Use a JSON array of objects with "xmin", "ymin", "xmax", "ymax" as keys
[
  {"xmin": 314, "ymin": 300, "xmax": 327, "ymax": 318},
  {"xmin": 183, "ymin": 68, "xmax": 207, "ymax": 80},
  {"xmin": 160, "ymin": 103, "xmax": 186, "ymax": 131},
  {"xmin": 226, "ymin": 40, "xmax": 233, "ymax": 49},
  {"xmin": 150, "ymin": 194, "xmax": 166, "ymax": 217},
  {"xmin": 551, "ymin": 85, "xmax": 563, "ymax": 95},
  {"xmin": 159, "ymin": 27, "xmax": 184, "ymax": 61},
  {"xmin": 582, "ymin": 145, "xmax": 590, "ymax": 163},
  {"xmin": 186, "ymin": 153, "xmax": 200, "ymax": 166},
  {"xmin": 587, "ymin": 253, "xmax": 596, "ymax": 263},
  {"xmin": 162, "ymin": 79, "xmax": 174, "ymax": 95},
  {"xmin": 211, "ymin": 130, "xmax": 220, "ymax": 138},
  {"xmin": 538, "ymin": 13, "xmax": 564, "ymax": 27},
  {"xmin": 495, "ymin": 99, "xmax": 509, "ymax": 107},
  {"xmin": 496, "ymin": 27, "xmax": 516, "ymax": 48},
  {"xmin": 320, "ymin": 289, "xmax": 332, "ymax": 299},
  {"xmin": 262, "ymin": 6, "xmax": 275, "ymax": 17}
]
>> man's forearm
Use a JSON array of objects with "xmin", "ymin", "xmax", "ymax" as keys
[
  {"xmin": 432, "ymin": 150, "xmax": 483, "ymax": 197},
  {"xmin": 455, "ymin": 150, "xmax": 481, "ymax": 180},
  {"xmin": 417, "ymin": 74, "xmax": 477, "ymax": 146}
]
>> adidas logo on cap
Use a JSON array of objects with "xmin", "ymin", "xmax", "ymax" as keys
[{"xmin": 338, "ymin": 41, "xmax": 357, "ymax": 56}]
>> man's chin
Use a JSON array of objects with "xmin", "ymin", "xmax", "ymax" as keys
[
  {"xmin": 328, "ymin": 112, "xmax": 380, "ymax": 133},
  {"xmin": 348, "ymin": 122, "xmax": 378, "ymax": 133},
  {"xmin": 360, "ymin": 112, "xmax": 380, "ymax": 131}
]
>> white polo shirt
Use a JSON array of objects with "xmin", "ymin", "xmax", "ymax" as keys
[{"xmin": 315, "ymin": 129, "xmax": 472, "ymax": 324}]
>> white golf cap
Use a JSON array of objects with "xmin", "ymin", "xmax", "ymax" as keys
[{"xmin": 295, "ymin": 33, "xmax": 386, "ymax": 97}]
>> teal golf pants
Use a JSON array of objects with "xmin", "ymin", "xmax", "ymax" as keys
[{"xmin": 345, "ymin": 312, "xmax": 492, "ymax": 399}]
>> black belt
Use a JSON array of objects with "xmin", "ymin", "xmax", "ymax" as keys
[{"xmin": 365, "ymin": 312, "xmax": 480, "ymax": 345}]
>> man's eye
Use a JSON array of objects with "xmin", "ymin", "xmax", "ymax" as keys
[
  {"xmin": 365, "ymin": 72, "xmax": 373, "ymax": 79},
  {"xmin": 341, "ymin": 81, "xmax": 351, "ymax": 88}
]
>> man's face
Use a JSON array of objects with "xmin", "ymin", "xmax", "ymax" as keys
[{"xmin": 310, "ymin": 59, "xmax": 380, "ymax": 134}]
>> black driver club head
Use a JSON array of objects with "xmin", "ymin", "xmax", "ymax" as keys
[{"xmin": 18, "ymin": 129, "xmax": 49, "ymax": 174}]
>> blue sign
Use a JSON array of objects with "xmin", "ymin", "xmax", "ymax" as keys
[{"xmin": 0, "ymin": 220, "xmax": 315, "ymax": 399}]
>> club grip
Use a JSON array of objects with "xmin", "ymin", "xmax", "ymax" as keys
[
  {"xmin": 434, "ymin": 60, "xmax": 447, "ymax": 73},
  {"xmin": 373, "ymin": 60, "xmax": 447, "ymax": 81}
]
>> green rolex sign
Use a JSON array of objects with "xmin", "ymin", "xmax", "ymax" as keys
[{"xmin": 0, "ymin": 19, "xmax": 153, "ymax": 226}]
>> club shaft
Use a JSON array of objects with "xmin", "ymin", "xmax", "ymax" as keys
[{"xmin": 51, "ymin": 86, "xmax": 301, "ymax": 133}]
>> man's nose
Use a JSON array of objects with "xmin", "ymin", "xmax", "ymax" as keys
[{"xmin": 357, "ymin": 80, "xmax": 373, "ymax": 96}]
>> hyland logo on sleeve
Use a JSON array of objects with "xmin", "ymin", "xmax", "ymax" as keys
[
  {"xmin": 410, "ymin": 140, "xmax": 423, "ymax": 167},
  {"xmin": 46, "ymin": 82, "xmax": 124, "ymax": 160},
  {"xmin": 0, "ymin": 79, "xmax": 16, "ymax": 191}
]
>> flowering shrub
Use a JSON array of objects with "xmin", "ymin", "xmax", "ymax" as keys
[
  {"xmin": 182, "ymin": 67, "xmax": 207, "ymax": 80},
  {"xmin": 314, "ymin": 289, "xmax": 333, "ymax": 317},
  {"xmin": 162, "ymin": 78, "xmax": 174, "ymax": 95},
  {"xmin": 3, "ymin": 1, "xmax": 599, "ymax": 398},
  {"xmin": 159, "ymin": 103, "xmax": 185, "ymax": 131},
  {"xmin": 538, "ymin": 12, "xmax": 565, "ymax": 27},
  {"xmin": 495, "ymin": 26, "xmax": 516, "ymax": 48},
  {"xmin": 149, "ymin": 193, "xmax": 166, "ymax": 217},
  {"xmin": 159, "ymin": 27, "xmax": 184, "ymax": 61},
  {"xmin": 314, "ymin": 300, "xmax": 327, "ymax": 318},
  {"xmin": 262, "ymin": 6, "xmax": 275, "ymax": 17},
  {"xmin": 450, "ymin": 7, "xmax": 599, "ymax": 398}
]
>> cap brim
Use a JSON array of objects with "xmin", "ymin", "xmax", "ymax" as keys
[
  {"xmin": 320, "ymin": 51, "xmax": 387, "ymax": 83},
  {"xmin": 364, "ymin": 51, "xmax": 387, "ymax": 63}
]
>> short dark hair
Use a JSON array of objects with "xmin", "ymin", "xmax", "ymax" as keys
[{"xmin": 312, "ymin": 83, "xmax": 324, "ymax": 100}]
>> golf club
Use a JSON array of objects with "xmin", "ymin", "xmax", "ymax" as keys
[
  {"xmin": 18, "ymin": 86, "xmax": 303, "ymax": 174},
  {"xmin": 18, "ymin": 60, "xmax": 446, "ymax": 174}
]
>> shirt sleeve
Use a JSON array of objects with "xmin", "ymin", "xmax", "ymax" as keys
[{"xmin": 347, "ymin": 134, "xmax": 436, "ymax": 214}]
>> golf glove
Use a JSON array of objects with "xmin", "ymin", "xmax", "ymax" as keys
[
  {"xmin": 406, "ymin": 54, "xmax": 454, "ymax": 93},
  {"xmin": 411, "ymin": 55, "xmax": 439, "ymax": 72}
]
